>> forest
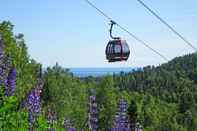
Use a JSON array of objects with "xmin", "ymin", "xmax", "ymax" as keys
[{"xmin": 0, "ymin": 21, "xmax": 197, "ymax": 131}]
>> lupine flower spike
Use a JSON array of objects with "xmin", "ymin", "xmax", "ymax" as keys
[
  {"xmin": 4, "ymin": 68, "xmax": 16, "ymax": 96},
  {"xmin": 88, "ymin": 93, "xmax": 98, "ymax": 131},
  {"xmin": 27, "ymin": 80, "xmax": 43, "ymax": 131},
  {"xmin": 112, "ymin": 98, "xmax": 130, "ymax": 131}
]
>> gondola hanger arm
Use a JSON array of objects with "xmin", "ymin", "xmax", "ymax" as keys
[{"xmin": 109, "ymin": 20, "xmax": 120, "ymax": 40}]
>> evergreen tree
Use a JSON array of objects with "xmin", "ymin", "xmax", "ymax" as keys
[{"xmin": 128, "ymin": 100, "xmax": 138, "ymax": 131}]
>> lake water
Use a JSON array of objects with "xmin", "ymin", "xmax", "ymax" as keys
[{"xmin": 69, "ymin": 67, "xmax": 139, "ymax": 77}]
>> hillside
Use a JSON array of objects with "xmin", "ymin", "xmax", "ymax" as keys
[
  {"xmin": 113, "ymin": 54, "xmax": 197, "ymax": 130},
  {"xmin": 114, "ymin": 53, "xmax": 197, "ymax": 102}
]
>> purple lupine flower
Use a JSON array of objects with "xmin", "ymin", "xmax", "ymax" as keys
[
  {"xmin": 0, "ymin": 59, "xmax": 7, "ymax": 85},
  {"xmin": 49, "ymin": 127, "xmax": 56, "ymax": 131},
  {"xmin": 64, "ymin": 118, "xmax": 76, "ymax": 131},
  {"xmin": 27, "ymin": 80, "xmax": 43, "ymax": 130},
  {"xmin": 34, "ymin": 89, "xmax": 41, "ymax": 114},
  {"xmin": 4, "ymin": 78, "xmax": 9, "ymax": 96},
  {"xmin": 0, "ymin": 38, "xmax": 14, "ymax": 91},
  {"xmin": 88, "ymin": 95, "xmax": 98, "ymax": 131},
  {"xmin": 27, "ymin": 89, "xmax": 41, "ymax": 130},
  {"xmin": 47, "ymin": 109, "xmax": 57, "ymax": 130},
  {"xmin": 4, "ymin": 68, "xmax": 16, "ymax": 96},
  {"xmin": 112, "ymin": 98, "xmax": 130, "ymax": 131},
  {"xmin": 49, "ymin": 128, "xmax": 56, "ymax": 131},
  {"xmin": 0, "ymin": 58, "xmax": 10, "ymax": 83},
  {"xmin": 0, "ymin": 38, "xmax": 4, "ymax": 84},
  {"xmin": 27, "ymin": 91, "xmax": 35, "ymax": 130}
]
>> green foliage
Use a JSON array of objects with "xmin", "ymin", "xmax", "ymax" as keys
[
  {"xmin": 42, "ymin": 64, "xmax": 89, "ymax": 130},
  {"xmin": 36, "ymin": 116, "xmax": 49, "ymax": 130},
  {"xmin": 113, "ymin": 53, "xmax": 197, "ymax": 130},
  {"xmin": 128, "ymin": 99, "xmax": 138, "ymax": 129},
  {"xmin": 0, "ymin": 95, "xmax": 28, "ymax": 131},
  {"xmin": 1, "ymin": 20, "xmax": 197, "ymax": 131},
  {"xmin": 0, "ymin": 21, "xmax": 46, "ymax": 130},
  {"xmin": 0, "ymin": 21, "xmax": 40, "ymax": 101},
  {"xmin": 95, "ymin": 76, "xmax": 117, "ymax": 130}
]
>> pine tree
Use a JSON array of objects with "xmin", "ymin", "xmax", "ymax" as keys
[{"xmin": 128, "ymin": 100, "xmax": 138, "ymax": 131}]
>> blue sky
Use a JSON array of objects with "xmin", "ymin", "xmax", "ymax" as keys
[{"xmin": 0, "ymin": 0, "xmax": 196, "ymax": 67}]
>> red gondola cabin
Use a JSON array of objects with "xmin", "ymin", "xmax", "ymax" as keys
[{"xmin": 105, "ymin": 39, "xmax": 130, "ymax": 62}]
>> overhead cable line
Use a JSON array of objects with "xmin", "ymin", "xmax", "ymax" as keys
[
  {"xmin": 136, "ymin": 0, "xmax": 197, "ymax": 52},
  {"xmin": 84, "ymin": 0, "xmax": 169, "ymax": 61}
]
